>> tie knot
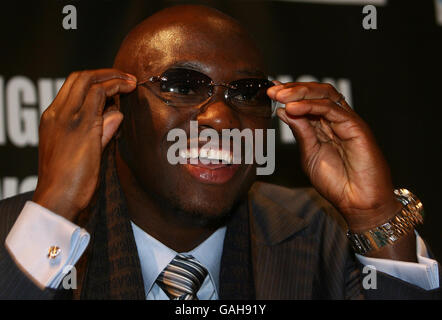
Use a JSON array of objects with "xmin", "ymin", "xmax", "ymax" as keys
[{"xmin": 156, "ymin": 254, "xmax": 208, "ymax": 300}]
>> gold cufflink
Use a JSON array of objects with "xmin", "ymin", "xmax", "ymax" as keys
[{"xmin": 47, "ymin": 246, "xmax": 61, "ymax": 259}]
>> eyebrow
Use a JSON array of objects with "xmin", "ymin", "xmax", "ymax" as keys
[
  {"xmin": 236, "ymin": 68, "xmax": 266, "ymax": 78},
  {"xmin": 169, "ymin": 61, "xmax": 208, "ymax": 72},
  {"xmin": 168, "ymin": 61, "xmax": 267, "ymax": 78}
]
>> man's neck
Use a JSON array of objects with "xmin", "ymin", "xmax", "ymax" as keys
[{"xmin": 115, "ymin": 150, "xmax": 217, "ymax": 252}]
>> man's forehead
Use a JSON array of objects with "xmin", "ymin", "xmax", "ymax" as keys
[
  {"xmin": 137, "ymin": 24, "xmax": 263, "ymax": 78},
  {"xmin": 115, "ymin": 10, "xmax": 265, "ymax": 80}
]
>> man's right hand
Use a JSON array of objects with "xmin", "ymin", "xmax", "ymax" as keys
[{"xmin": 32, "ymin": 69, "xmax": 137, "ymax": 221}]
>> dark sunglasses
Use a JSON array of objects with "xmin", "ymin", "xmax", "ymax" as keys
[{"xmin": 137, "ymin": 68, "xmax": 276, "ymax": 117}]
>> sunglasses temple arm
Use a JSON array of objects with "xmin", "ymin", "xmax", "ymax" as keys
[{"xmin": 136, "ymin": 79, "xmax": 150, "ymax": 86}]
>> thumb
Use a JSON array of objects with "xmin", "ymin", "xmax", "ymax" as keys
[{"xmin": 102, "ymin": 110, "xmax": 123, "ymax": 149}]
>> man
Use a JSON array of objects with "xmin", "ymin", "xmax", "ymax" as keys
[{"xmin": 0, "ymin": 5, "xmax": 440, "ymax": 299}]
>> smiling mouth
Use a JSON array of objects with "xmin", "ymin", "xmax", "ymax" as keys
[{"xmin": 179, "ymin": 147, "xmax": 240, "ymax": 184}]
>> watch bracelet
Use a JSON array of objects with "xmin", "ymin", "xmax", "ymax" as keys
[{"xmin": 346, "ymin": 188, "xmax": 424, "ymax": 255}]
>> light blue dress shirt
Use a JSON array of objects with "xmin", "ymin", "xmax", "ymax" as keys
[{"xmin": 131, "ymin": 221, "xmax": 227, "ymax": 300}]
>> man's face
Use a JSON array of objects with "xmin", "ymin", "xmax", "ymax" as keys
[{"xmin": 118, "ymin": 18, "xmax": 270, "ymax": 226}]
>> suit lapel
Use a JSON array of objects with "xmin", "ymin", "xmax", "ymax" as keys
[
  {"xmin": 219, "ymin": 182, "xmax": 316, "ymax": 300},
  {"xmin": 219, "ymin": 199, "xmax": 256, "ymax": 299},
  {"xmin": 78, "ymin": 142, "xmax": 145, "ymax": 300},
  {"xmin": 248, "ymin": 183, "xmax": 316, "ymax": 299}
]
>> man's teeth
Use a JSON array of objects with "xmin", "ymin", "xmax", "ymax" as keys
[{"xmin": 179, "ymin": 148, "xmax": 233, "ymax": 164}]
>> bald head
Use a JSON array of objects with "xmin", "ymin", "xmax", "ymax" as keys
[{"xmin": 113, "ymin": 5, "xmax": 265, "ymax": 81}]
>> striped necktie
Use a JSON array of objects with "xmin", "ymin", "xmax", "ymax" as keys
[{"xmin": 156, "ymin": 254, "xmax": 208, "ymax": 300}]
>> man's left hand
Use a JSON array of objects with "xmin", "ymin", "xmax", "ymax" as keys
[{"xmin": 267, "ymin": 82, "xmax": 402, "ymax": 233}]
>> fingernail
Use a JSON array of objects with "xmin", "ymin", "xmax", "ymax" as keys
[
  {"xmin": 268, "ymin": 86, "xmax": 280, "ymax": 99},
  {"xmin": 268, "ymin": 84, "xmax": 284, "ymax": 98}
]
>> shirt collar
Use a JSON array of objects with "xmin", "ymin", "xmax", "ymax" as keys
[
  {"xmin": 188, "ymin": 225, "xmax": 226, "ymax": 295},
  {"xmin": 131, "ymin": 221, "xmax": 226, "ymax": 297}
]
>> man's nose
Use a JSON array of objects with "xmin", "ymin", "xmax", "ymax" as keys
[{"xmin": 196, "ymin": 91, "xmax": 241, "ymax": 132}]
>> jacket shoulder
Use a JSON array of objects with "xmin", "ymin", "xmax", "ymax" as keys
[
  {"xmin": 0, "ymin": 192, "xmax": 34, "ymax": 242},
  {"xmin": 248, "ymin": 182, "xmax": 347, "ymax": 245}
]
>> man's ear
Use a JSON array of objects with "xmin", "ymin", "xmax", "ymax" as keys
[
  {"xmin": 114, "ymin": 95, "xmax": 122, "ymax": 139},
  {"xmin": 114, "ymin": 95, "xmax": 121, "ymax": 111},
  {"xmin": 104, "ymin": 95, "xmax": 120, "ymax": 112},
  {"xmin": 103, "ymin": 95, "xmax": 123, "ymax": 140}
]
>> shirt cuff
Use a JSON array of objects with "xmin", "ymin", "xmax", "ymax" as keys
[
  {"xmin": 355, "ymin": 231, "xmax": 439, "ymax": 290},
  {"xmin": 5, "ymin": 201, "xmax": 90, "ymax": 289}
]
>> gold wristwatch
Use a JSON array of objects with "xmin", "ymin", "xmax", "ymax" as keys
[{"xmin": 346, "ymin": 188, "xmax": 424, "ymax": 255}]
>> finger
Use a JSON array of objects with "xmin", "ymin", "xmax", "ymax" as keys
[
  {"xmin": 285, "ymin": 99, "xmax": 364, "ymax": 140},
  {"xmin": 267, "ymin": 80, "xmax": 282, "ymax": 98},
  {"xmin": 267, "ymin": 83, "xmax": 285, "ymax": 98},
  {"xmin": 64, "ymin": 69, "xmax": 137, "ymax": 114},
  {"xmin": 102, "ymin": 110, "xmax": 123, "ymax": 149},
  {"xmin": 78, "ymin": 78, "xmax": 137, "ymax": 119},
  {"xmin": 336, "ymin": 95, "xmax": 353, "ymax": 112},
  {"xmin": 54, "ymin": 72, "xmax": 80, "ymax": 105},
  {"xmin": 267, "ymin": 82, "xmax": 313, "ymax": 98},
  {"xmin": 285, "ymin": 99, "xmax": 351, "ymax": 122},
  {"xmin": 276, "ymin": 108, "xmax": 319, "ymax": 156},
  {"xmin": 268, "ymin": 82, "xmax": 343, "ymax": 105}
]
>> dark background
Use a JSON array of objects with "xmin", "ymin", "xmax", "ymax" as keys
[{"xmin": 0, "ymin": 0, "xmax": 441, "ymax": 260}]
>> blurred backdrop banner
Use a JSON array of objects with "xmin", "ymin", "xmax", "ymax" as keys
[{"xmin": 0, "ymin": 0, "xmax": 441, "ymax": 258}]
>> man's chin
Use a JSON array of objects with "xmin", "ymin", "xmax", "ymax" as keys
[
  {"xmin": 167, "ymin": 194, "xmax": 242, "ymax": 228},
  {"xmin": 157, "ymin": 165, "xmax": 256, "ymax": 228}
]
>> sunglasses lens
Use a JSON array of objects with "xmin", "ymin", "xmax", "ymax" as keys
[
  {"xmin": 228, "ymin": 79, "xmax": 275, "ymax": 116},
  {"xmin": 157, "ymin": 68, "xmax": 211, "ymax": 106},
  {"xmin": 149, "ymin": 68, "xmax": 274, "ymax": 117}
]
